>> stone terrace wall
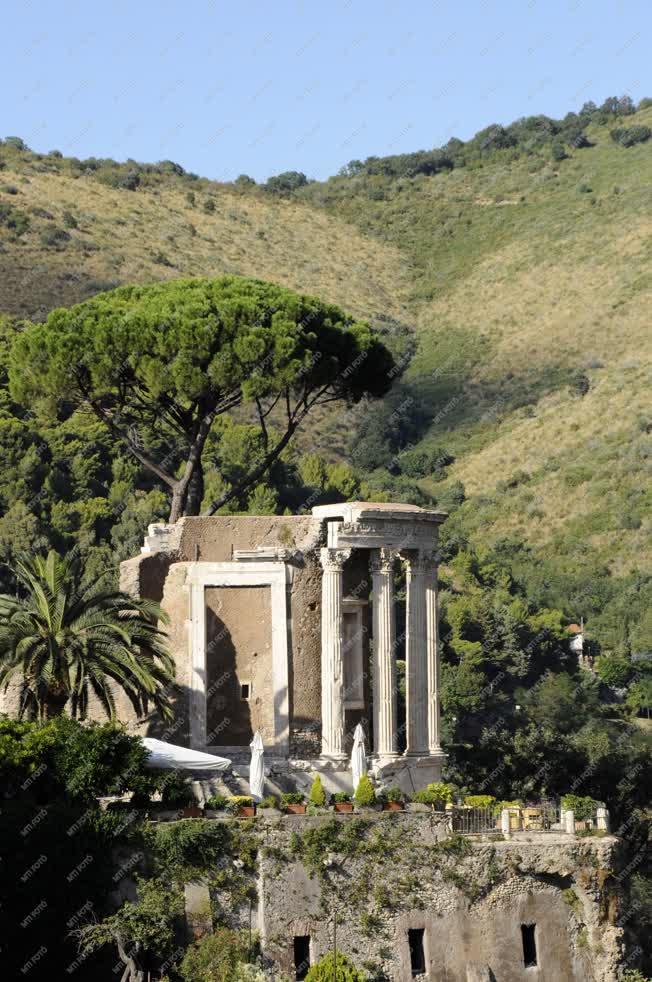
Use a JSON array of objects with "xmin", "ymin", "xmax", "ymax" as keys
[{"xmin": 253, "ymin": 814, "xmax": 623, "ymax": 982}]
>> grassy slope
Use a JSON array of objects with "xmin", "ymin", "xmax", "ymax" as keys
[
  {"xmin": 0, "ymin": 110, "xmax": 650, "ymax": 591},
  {"xmin": 0, "ymin": 165, "xmax": 410, "ymax": 323},
  {"xmin": 302, "ymin": 108, "xmax": 652, "ymax": 581}
]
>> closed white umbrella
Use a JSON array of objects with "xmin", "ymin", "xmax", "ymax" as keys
[
  {"xmin": 249, "ymin": 730, "xmax": 265, "ymax": 802},
  {"xmin": 142, "ymin": 738, "xmax": 231, "ymax": 772},
  {"xmin": 351, "ymin": 723, "xmax": 368, "ymax": 792}
]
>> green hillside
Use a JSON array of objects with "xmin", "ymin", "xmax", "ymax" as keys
[
  {"xmin": 0, "ymin": 98, "xmax": 650, "ymax": 652},
  {"xmin": 298, "ymin": 103, "xmax": 652, "ymax": 652}
]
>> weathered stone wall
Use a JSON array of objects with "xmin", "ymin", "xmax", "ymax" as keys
[
  {"xmin": 205, "ymin": 584, "xmax": 273, "ymax": 746},
  {"xmin": 117, "ymin": 516, "xmax": 327, "ymax": 748},
  {"xmin": 252, "ymin": 815, "xmax": 623, "ymax": 982}
]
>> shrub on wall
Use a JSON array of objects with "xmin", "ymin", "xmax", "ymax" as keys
[
  {"xmin": 561, "ymin": 794, "xmax": 596, "ymax": 821},
  {"xmin": 179, "ymin": 929, "xmax": 248, "ymax": 982},
  {"xmin": 464, "ymin": 795, "xmax": 496, "ymax": 808},
  {"xmin": 305, "ymin": 952, "xmax": 367, "ymax": 982},
  {"xmin": 412, "ymin": 781, "xmax": 454, "ymax": 806}
]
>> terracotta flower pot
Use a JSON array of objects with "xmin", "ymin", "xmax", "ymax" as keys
[
  {"xmin": 285, "ymin": 804, "xmax": 306, "ymax": 815},
  {"xmin": 382, "ymin": 801, "xmax": 404, "ymax": 811},
  {"xmin": 333, "ymin": 802, "xmax": 353, "ymax": 813},
  {"xmin": 181, "ymin": 805, "xmax": 203, "ymax": 818},
  {"xmin": 237, "ymin": 805, "xmax": 256, "ymax": 817}
]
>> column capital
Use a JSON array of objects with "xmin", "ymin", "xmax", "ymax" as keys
[
  {"xmin": 319, "ymin": 547, "xmax": 351, "ymax": 572},
  {"xmin": 400, "ymin": 549, "xmax": 436, "ymax": 574},
  {"xmin": 369, "ymin": 548, "xmax": 395, "ymax": 575}
]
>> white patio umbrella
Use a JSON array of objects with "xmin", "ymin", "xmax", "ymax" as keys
[
  {"xmin": 249, "ymin": 730, "xmax": 265, "ymax": 802},
  {"xmin": 351, "ymin": 723, "xmax": 368, "ymax": 792},
  {"xmin": 142, "ymin": 738, "xmax": 231, "ymax": 772}
]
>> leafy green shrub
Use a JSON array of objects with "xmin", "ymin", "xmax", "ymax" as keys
[
  {"xmin": 610, "ymin": 125, "xmax": 652, "ymax": 147},
  {"xmin": 205, "ymin": 793, "xmax": 228, "ymax": 810},
  {"xmin": 62, "ymin": 209, "xmax": 78, "ymax": 228},
  {"xmin": 621, "ymin": 970, "xmax": 650, "ymax": 982},
  {"xmin": 280, "ymin": 791, "xmax": 305, "ymax": 808},
  {"xmin": 305, "ymin": 952, "xmax": 366, "ymax": 981},
  {"xmin": 332, "ymin": 791, "xmax": 352, "ymax": 804},
  {"xmin": 595, "ymin": 655, "xmax": 633, "ymax": 688},
  {"xmin": 96, "ymin": 167, "xmax": 140, "ymax": 190},
  {"xmin": 354, "ymin": 775, "xmax": 376, "ymax": 807},
  {"xmin": 464, "ymin": 794, "xmax": 496, "ymax": 808},
  {"xmin": 569, "ymin": 371, "xmax": 590, "ymax": 396},
  {"xmin": 80, "ymin": 877, "xmax": 183, "ymax": 976},
  {"xmin": 160, "ymin": 771, "xmax": 195, "ymax": 807},
  {"xmin": 39, "ymin": 226, "xmax": 70, "ymax": 247},
  {"xmin": 399, "ymin": 446, "xmax": 454, "ymax": 478},
  {"xmin": 309, "ymin": 774, "xmax": 327, "ymax": 807},
  {"xmin": 203, "ymin": 198, "xmax": 216, "ymax": 213},
  {"xmin": 0, "ymin": 716, "xmax": 155, "ymax": 803},
  {"xmin": 153, "ymin": 819, "xmax": 232, "ymax": 872},
  {"xmin": 0, "ymin": 201, "xmax": 30, "ymax": 235},
  {"xmin": 257, "ymin": 794, "xmax": 279, "ymax": 809},
  {"xmin": 564, "ymin": 465, "xmax": 593, "ymax": 487},
  {"xmin": 4, "ymin": 136, "xmax": 29, "ymax": 151},
  {"xmin": 595, "ymin": 655, "xmax": 634, "ymax": 689},
  {"xmin": 412, "ymin": 781, "xmax": 454, "ymax": 806},
  {"xmin": 179, "ymin": 928, "xmax": 247, "ymax": 982},
  {"xmin": 561, "ymin": 794, "xmax": 596, "ymax": 820},
  {"xmin": 265, "ymin": 170, "xmax": 309, "ymax": 195},
  {"xmin": 378, "ymin": 786, "xmax": 403, "ymax": 804}
]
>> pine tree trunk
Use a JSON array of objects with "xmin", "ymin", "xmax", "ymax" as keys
[{"xmin": 184, "ymin": 461, "xmax": 204, "ymax": 516}]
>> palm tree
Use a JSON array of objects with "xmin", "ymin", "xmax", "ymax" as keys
[{"xmin": 0, "ymin": 550, "xmax": 175, "ymax": 721}]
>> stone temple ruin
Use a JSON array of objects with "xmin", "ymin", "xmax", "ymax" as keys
[{"xmin": 120, "ymin": 501, "xmax": 448, "ymax": 791}]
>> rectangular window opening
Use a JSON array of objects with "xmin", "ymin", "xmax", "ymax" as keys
[
  {"xmin": 240, "ymin": 682, "xmax": 251, "ymax": 701},
  {"xmin": 408, "ymin": 928, "xmax": 426, "ymax": 976},
  {"xmin": 521, "ymin": 923, "xmax": 537, "ymax": 968},
  {"xmin": 294, "ymin": 935, "xmax": 310, "ymax": 980}
]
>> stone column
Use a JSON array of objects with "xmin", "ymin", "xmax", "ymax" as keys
[
  {"xmin": 425, "ymin": 553, "xmax": 442, "ymax": 753},
  {"xmin": 403, "ymin": 551, "xmax": 428, "ymax": 756},
  {"xmin": 370, "ymin": 549, "xmax": 398, "ymax": 760},
  {"xmin": 320, "ymin": 548, "xmax": 349, "ymax": 759}
]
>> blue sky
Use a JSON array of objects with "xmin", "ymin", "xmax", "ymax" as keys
[{"xmin": 3, "ymin": 0, "xmax": 650, "ymax": 182}]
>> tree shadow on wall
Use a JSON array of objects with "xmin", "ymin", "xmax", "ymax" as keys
[{"xmin": 204, "ymin": 606, "xmax": 252, "ymax": 747}]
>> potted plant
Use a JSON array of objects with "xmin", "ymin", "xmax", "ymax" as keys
[
  {"xmin": 379, "ymin": 786, "xmax": 404, "ymax": 811},
  {"xmin": 354, "ymin": 775, "xmax": 378, "ymax": 811},
  {"xmin": 280, "ymin": 791, "xmax": 306, "ymax": 815},
  {"xmin": 410, "ymin": 781, "xmax": 454, "ymax": 812},
  {"xmin": 309, "ymin": 774, "xmax": 327, "ymax": 810},
  {"xmin": 204, "ymin": 792, "xmax": 228, "ymax": 818},
  {"xmin": 331, "ymin": 792, "xmax": 353, "ymax": 813},
  {"xmin": 226, "ymin": 795, "xmax": 256, "ymax": 817}
]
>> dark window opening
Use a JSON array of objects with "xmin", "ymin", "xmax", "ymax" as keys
[
  {"xmin": 240, "ymin": 682, "xmax": 250, "ymax": 700},
  {"xmin": 408, "ymin": 928, "xmax": 426, "ymax": 976},
  {"xmin": 294, "ymin": 935, "xmax": 310, "ymax": 980},
  {"xmin": 521, "ymin": 923, "xmax": 537, "ymax": 968}
]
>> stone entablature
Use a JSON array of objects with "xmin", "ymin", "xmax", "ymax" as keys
[{"xmin": 116, "ymin": 503, "xmax": 449, "ymax": 789}]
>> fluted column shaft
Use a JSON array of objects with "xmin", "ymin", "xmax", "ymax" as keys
[
  {"xmin": 404, "ymin": 552, "xmax": 428, "ymax": 755},
  {"xmin": 370, "ymin": 549, "xmax": 398, "ymax": 759},
  {"xmin": 425, "ymin": 557, "xmax": 442, "ymax": 752},
  {"xmin": 320, "ymin": 548, "xmax": 349, "ymax": 759}
]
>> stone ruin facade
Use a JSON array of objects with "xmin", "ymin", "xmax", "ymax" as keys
[{"xmin": 119, "ymin": 501, "xmax": 448, "ymax": 790}]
